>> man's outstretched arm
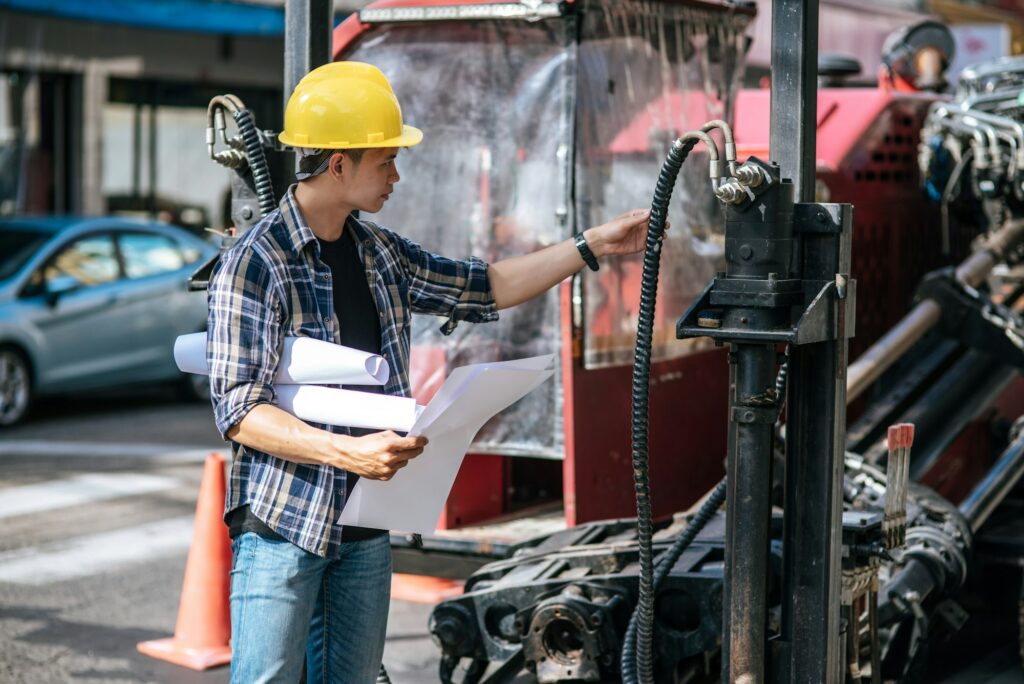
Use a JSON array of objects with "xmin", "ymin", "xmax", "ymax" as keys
[{"xmin": 488, "ymin": 209, "xmax": 654, "ymax": 310}]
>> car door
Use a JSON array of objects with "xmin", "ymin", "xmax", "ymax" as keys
[
  {"xmin": 112, "ymin": 230, "xmax": 196, "ymax": 381},
  {"xmin": 22, "ymin": 232, "xmax": 129, "ymax": 391}
]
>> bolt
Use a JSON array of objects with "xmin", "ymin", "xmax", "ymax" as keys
[
  {"xmin": 590, "ymin": 613, "xmax": 603, "ymax": 627},
  {"xmin": 697, "ymin": 310, "xmax": 723, "ymax": 329},
  {"xmin": 816, "ymin": 210, "xmax": 827, "ymax": 223},
  {"xmin": 739, "ymin": 244, "xmax": 753, "ymax": 260},
  {"xmin": 240, "ymin": 206, "xmax": 254, "ymax": 220},
  {"xmin": 743, "ymin": 410, "xmax": 755, "ymax": 422}
]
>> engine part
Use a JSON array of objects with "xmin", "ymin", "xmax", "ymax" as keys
[
  {"xmin": 429, "ymin": 515, "xmax": 744, "ymax": 684},
  {"xmin": 846, "ymin": 218, "xmax": 1024, "ymax": 402},
  {"xmin": 920, "ymin": 56, "xmax": 1024, "ymax": 242}
]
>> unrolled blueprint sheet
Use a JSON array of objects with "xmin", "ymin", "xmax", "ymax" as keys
[{"xmin": 337, "ymin": 355, "xmax": 554, "ymax": 534}]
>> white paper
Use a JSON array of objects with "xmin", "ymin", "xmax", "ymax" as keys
[
  {"xmin": 174, "ymin": 332, "xmax": 389, "ymax": 385},
  {"xmin": 338, "ymin": 356, "xmax": 555, "ymax": 534},
  {"xmin": 275, "ymin": 385, "xmax": 418, "ymax": 432}
]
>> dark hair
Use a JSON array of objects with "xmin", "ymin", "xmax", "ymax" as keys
[
  {"xmin": 297, "ymin": 149, "xmax": 365, "ymax": 178},
  {"xmin": 343, "ymin": 149, "xmax": 365, "ymax": 164}
]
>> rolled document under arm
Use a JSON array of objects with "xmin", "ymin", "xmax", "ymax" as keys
[
  {"xmin": 174, "ymin": 332, "xmax": 390, "ymax": 386},
  {"xmin": 275, "ymin": 385, "xmax": 419, "ymax": 433}
]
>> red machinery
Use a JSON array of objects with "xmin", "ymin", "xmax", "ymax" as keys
[
  {"xmin": 332, "ymin": 0, "xmax": 752, "ymax": 530},
  {"xmin": 330, "ymin": 1, "xmax": 1015, "ymax": 532}
]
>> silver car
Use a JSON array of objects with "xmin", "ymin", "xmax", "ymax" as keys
[{"xmin": 0, "ymin": 217, "xmax": 216, "ymax": 426}]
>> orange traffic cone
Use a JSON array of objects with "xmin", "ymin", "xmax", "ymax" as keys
[{"xmin": 138, "ymin": 452, "xmax": 232, "ymax": 669}]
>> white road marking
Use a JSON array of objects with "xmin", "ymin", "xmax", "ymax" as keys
[
  {"xmin": 0, "ymin": 516, "xmax": 195, "ymax": 585},
  {"xmin": 0, "ymin": 440, "xmax": 223, "ymax": 462},
  {"xmin": 0, "ymin": 473, "xmax": 180, "ymax": 520}
]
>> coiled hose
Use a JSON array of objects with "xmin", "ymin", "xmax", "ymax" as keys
[
  {"xmin": 620, "ymin": 477, "xmax": 728, "ymax": 683},
  {"xmin": 233, "ymin": 108, "xmax": 276, "ymax": 217},
  {"xmin": 621, "ymin": 133, "xmax": 710, "ymax": 684}
]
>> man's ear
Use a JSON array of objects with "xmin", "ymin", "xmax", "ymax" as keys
[{"xmin": 329, "ymin": 152, "xmax": 346, "ymax": 179}]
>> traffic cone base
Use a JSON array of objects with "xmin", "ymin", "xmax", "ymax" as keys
[
  {"xmin": 137, "ymin": 636, "xmax": 232, "ymax": 671},
  {"xmin": 138, "ymin": 453, "xmax": 233, "ymax": 671},
  {"xmin": 391, "ymin": 573, "xmax": 463, "ymax": 604}
]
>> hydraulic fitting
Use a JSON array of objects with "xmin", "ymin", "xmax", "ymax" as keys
[
  {"xmin": 734, "ymin": 163, "xmax": 767, "ymax": 188},
  {"xmin": 715, "ymin": 181, "xmax": 748, "ymax": 205}
]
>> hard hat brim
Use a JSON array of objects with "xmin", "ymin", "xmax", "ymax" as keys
[{"xmin": 279, "ymin": 125, "xmax": 423, "ymax": 150}]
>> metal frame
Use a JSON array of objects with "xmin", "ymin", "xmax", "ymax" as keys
[{"xmin": 773, "ymin": 2, "xmax": 847, "ymax": 681}]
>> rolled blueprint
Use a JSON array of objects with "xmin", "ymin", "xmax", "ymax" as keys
[
  {"xmin": 174, "ymin": 332, "xmax": 389, "ymax": 386},
  {"xmin": 275, "ymin": 385, "xmax": 418, "ymax": 432}
]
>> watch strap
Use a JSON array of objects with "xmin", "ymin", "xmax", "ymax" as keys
[{"xmin": 575, "ymin": 232, "xmax": 600, "ymax": 272}]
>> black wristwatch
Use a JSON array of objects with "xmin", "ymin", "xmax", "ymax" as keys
[{"xmin": 575, "ymin": 232, "xmax": 600, "ymax": 271}]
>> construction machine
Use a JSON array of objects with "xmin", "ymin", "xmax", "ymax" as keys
[{"xmin": 195, "ymin": 0, "xmax": 1024, "ymax": 681}]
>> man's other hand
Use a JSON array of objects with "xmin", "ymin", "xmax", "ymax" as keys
[{"xmin": 337, "ymin": 430, "xmax": 428, "ymax": 481}]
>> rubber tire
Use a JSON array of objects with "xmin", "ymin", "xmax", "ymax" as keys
[{"xmin": 0, "ymin": 347, "xmax": 33, "ymax": 427}]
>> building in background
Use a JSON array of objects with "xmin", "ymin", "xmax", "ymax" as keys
[
  {"xmin": 3, "ymin": 0, "xmax": 1024, "ymax": 230},
  {"xmin": 0, "ymin": 0, "xmax": 355, "ymax": 232}
]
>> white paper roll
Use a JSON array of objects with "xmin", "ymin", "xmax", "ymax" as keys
[
  {"xmin": 275, "ymin": 385, "xmax": 417, "ymax": 432},
  {"xmin": 174, "ymin": 332, "xmax": 389, "ymax": 386}
]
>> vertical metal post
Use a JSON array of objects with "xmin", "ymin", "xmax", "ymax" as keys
[
  {"xmin": 284, "ymin": 0, "xmax": 332, "ymax": 107},
  {"xmin": 769, "ymin": 0, "xmax": 818, "ymax": 202},
  {"xmin": 770, "ymin": 2, "xmax": 847, "ymax": 681},
  {"xmin": 724, "ymin": 344, "xmax": 776, "ymax": 684}
]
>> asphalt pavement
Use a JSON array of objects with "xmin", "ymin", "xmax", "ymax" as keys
[{"xmin": 0, "ymin": 387, "xmax": 440, "ymax": 684}]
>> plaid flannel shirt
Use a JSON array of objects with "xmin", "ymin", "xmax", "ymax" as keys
[{"xmin": 207, "ymin": 186, "xmax": 498, "ymax": 557}]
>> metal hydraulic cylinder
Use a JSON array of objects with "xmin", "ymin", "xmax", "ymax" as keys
[
  {"xmin": 724, "ymin": 343, "xmax": 777, "ymax": 684},
  {"xmin": 715, "ymin": 164, "xmax": 796, "ymax": 684}
]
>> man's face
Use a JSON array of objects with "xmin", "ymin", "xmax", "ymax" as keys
[{"xmin": 337, "ymin": 147, "xmax": 400, "ymax": 214}]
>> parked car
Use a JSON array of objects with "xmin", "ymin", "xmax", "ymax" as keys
[{"xmin": 0, "ymin": 217, "xmax": 217, "ymax": 426}]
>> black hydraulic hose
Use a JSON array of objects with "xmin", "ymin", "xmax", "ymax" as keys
[
  {"xmin": 621, "ymin": 135, "xmax": 705, "ymax": 684},
  {"xmin": 233, "ymin": 108, "xmax": 276, "ymax": 217},
  {"xmin": 620, "ymin": 478, "xmax": 727, "ymax": 683}
]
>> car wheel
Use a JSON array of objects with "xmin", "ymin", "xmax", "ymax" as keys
[
  {"xmin": 177, "ymin": 371, "xmax": 211, "ymax": 403},
  {"xmin": 0, "ymin": 348, "xmax": 32, "ymax": 427}
]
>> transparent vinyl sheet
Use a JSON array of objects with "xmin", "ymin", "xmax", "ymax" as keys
[
  {"xmin": 347, "ymin": 20, "xmax": 573, "ymax": 458},
  {"xmin": 575, "ymin": 1, "xmax": 750, "ymax": 368},
  {"xmin": 344, "ymin": 2, "xmax": 750, "ymax": 457}
]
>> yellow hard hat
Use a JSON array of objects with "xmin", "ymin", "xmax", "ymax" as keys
[{"xmin": 279, "ymin": 61, "xmax": 423, "ymax": 149}]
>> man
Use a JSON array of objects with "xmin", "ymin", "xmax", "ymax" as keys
[{"xmin": 207, "ymin": 61, "xmax": 656, "ymax": 683}]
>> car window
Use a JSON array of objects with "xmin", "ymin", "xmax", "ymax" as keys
[
  {"xmin": 42, "ymin": 235, "xmax": 119, "ymax": 288},
  {"xmin": 0, "ymin": 229, "xmax": 49, "ymax": 282},
  {"xmin": 119, "ymin": 232, "xmax": 187, "ymax": 278}
]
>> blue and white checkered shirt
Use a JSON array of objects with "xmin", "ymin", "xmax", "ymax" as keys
[{"xmin": 207, "ymin": 186, "xmax": 498, "ymax": 557}]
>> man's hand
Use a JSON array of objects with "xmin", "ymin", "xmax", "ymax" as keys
[
  {"xmin": 334, "ymin": 430, "xmax": 428, "ymax": 481},
  {"xmin": 488, "ymin": 207, "xmax": 666, "ymax": 310},
  {"xmin": 585, "ymin": 208, "xmax": 668, "ymax": 258}
]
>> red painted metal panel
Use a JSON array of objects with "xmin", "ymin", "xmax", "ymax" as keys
[
  {"xmin": 562, "ymin": 279, "xmax": 728, "ymax": 525},
  {"xmin": 436, "ymin": 454, "xmax": 508, "ymax": 529}
]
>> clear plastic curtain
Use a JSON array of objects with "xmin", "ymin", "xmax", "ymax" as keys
[
  {"xmin": 575, "ymin": 0, "xmax": 750, "ymax": 368},
  {"xmin": 346, "ymin": 20, "xmax": 574, "ymax": 458}
]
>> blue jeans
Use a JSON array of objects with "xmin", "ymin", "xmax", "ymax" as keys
[{"xmin": 229, "ymin": 532, "xmax": 392, "ymax": 684}]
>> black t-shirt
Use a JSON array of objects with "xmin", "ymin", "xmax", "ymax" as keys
[
  {"xmin": 227, "ymin": 222, "xmax": 387, "ymax": 544},
  {"xmin": 317, "ymin": 222, "xmax": 382, "ymax": 361}
]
